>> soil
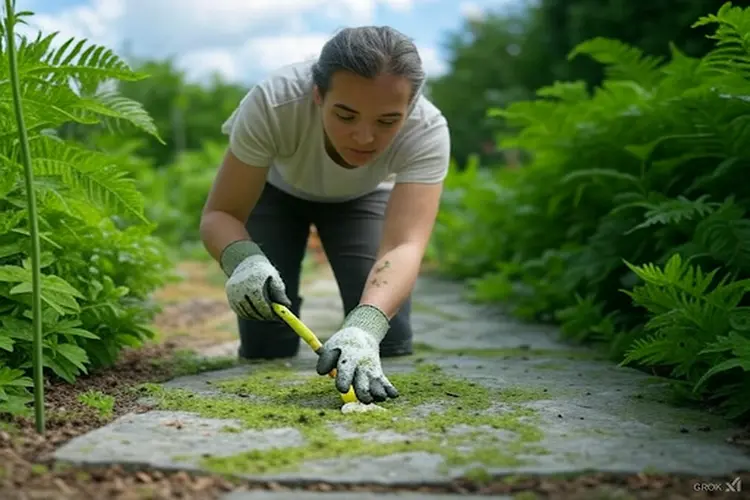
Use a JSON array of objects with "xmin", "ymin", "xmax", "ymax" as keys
[{"xmin": 1, "ymin": 259, "xmax": 748, "ymax": 500}]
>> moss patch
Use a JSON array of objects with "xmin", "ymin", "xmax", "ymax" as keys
[
  {"xmin": 149, "ymin": 349, "xmax": 239, "ymax": 377},
  {"xmin": 138, "ymin": 362, "xmax": 551, "ymax": 476},
  {"xmin": 412, "ymin": 342, "xmax": 602, "ymax": 361},
  {"xmin": 411, "ymin": 300, "xmax": 466, "ymax": 321}
]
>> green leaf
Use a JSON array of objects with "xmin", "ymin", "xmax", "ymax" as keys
[
  {"xmin": 729, "ymin": 307, "xmax": 750, "ymax": 332},
  {"xmin": 694, "ymin": 357, "xmax": 750, "ymax": 390},
  {"xmin": 0, "ymin": 335, "xmax": 13, "ymax": 352},
  {"xmin": 54, "ymin": 343, "xmax": 90, "ymax": 373}
]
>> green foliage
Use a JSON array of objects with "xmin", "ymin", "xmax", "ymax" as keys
[
  {"xmin": 78, "ymin": 59, "xmax": 248, "ymax": 167},
  {"xmin": 427, "ymin": 0, "xmax": 719, "ymax": 168},
  {"xmin": 429, "ymin": 2, "xmax": 750, "ymax": 421},
  {"xmin": 0, "ymin": 11, "xmax": 172, "ymax": 416},
  {"xmin": 111, "ymin": 139, "xmax": 224, "ymax": 259},
  {"xmin": 77, "ymin": 389, "xmax": 115, "ymax": 419}
]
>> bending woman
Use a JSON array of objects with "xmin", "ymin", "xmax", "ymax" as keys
[{"xmin": 199, "ymin": 26, "xmax": 451, "ymax": 405}]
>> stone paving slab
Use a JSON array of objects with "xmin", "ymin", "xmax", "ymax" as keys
[
  {"xmin": 54, "ymin": 274, "xmax": 750, "ymax": 488},
  {"xmin": 222, "ymin": 492, "xmax": 510, "ymax": 500}
]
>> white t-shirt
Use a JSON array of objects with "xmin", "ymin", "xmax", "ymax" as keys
[{"xmin": 220, "ymin": 60, "xmax": 451, "ymax": 202}]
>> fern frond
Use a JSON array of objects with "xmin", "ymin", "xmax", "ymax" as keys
[
  {"xmin": 3, "ymin": 136, "xmax": 148, "ymax": 223},
  {"xmin": 5, "ymin": 30, "xmax": 147, "ymax": 87},
  {"xmin": 619, "ymin": 332, "xmax": 673, "ymax": 367},
  {"xmin": 624, "ymin": 253, "xmax": 720, "ymax": 303},
  {"xmin": 78, "ymin": 90, "xmax": 162, "ymax": 140},
  {"xmin": 567, "ymin": 37, "xmax": 665, "ymax": 89},
  {"xmin": 694, "ymin": 332, "xmax": 750, "ymax": 389},
  {"xmin": 692, "ymin": 2, "xmax": 750, "ymax": 79},
  {"xmin": 535, "ymin": 81, "xmax": 590, "ymax": 103},
  {"xmin": 624, "ymin": 195, "xmax": 720, "ymax": 234},
  {"xmin": 693, "ymin": 198, "xmax": 750, "ymax": 273},
  {"xmin": 0, "ymin": 84, "xmax": 95, "ymax": 137},
  {"xmin": 0, "ymin": 85, "xmax": 160, "ymax": 141},
  {"xmin": 0, "ymin": 27, "xmax": 161, "ymax": 142}
]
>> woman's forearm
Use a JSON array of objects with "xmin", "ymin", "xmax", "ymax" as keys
[
  {"xmin": 358, "ymin": 242, "xmax": 424, "ymax": 319},
  {"xmin": 199, "ymin": 210, "xmax": 251, "ymax": 263}
]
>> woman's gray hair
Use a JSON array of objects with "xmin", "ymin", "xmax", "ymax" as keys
[{"xmin": 312, "ymin": 26, "xmax": 425, "ymax": 103}]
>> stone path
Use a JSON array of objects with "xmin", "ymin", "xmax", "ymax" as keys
[{"xmin": 54, "ymin": 268, "xmax": 750, "ymax": 498}]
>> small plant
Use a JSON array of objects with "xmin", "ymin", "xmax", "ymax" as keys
[{"xmin": 77, "ymin": 389, "xmax": 116, "ymax": 420}]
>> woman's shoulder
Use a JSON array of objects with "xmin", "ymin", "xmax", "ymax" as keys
[
  {"xmin": 381, "ymin": 94, "xmax": 450, "ymax": 184},
  {"xmin": 254, "ymin": 60, "xmax": 316, "ymax": 109},
  {"xmin": 224, "ymin": 60, "xmax": 316, "ymax": 129},
  {"xmin": 391, "ymin": 94, "xmax": 450, "ymax": 157},
  {"xmin": 220, "ymin": 60, "xmax": 317, "ymax": 158}
]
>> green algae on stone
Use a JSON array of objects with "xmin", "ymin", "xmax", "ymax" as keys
[
  {"xmin": 411, "ymin": 300, "xmax": 466, "ymax": 320},
  {"xmin": 151, "ymin": 349, "xmax": 239, "ymax": 378},
  {"xmin": 411, "ymin": 342, "xmax": 603, "ymax": 361},
  {"xmin": 138, "ymin": 362, "xmax": 551, "ymax": 476}
]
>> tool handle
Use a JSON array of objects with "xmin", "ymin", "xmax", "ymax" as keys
[
  {"xmin": 271, "ymin": 303, "xmax": 323, "ymax": 351},
  {"xmin": 271, "ymin": 302, "xmax": 331, "ymax": 376},
  {"xmin": 271, "ymin": 302, "xmax": 357, "ymax": 402}
]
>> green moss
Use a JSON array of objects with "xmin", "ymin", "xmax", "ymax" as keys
[
  {"xmin": 411, "ymin": 342, "xmax": 602, "ymax": 361},
  {"xmin": 533, "ymin": 361, "xmax": 569, "ymax": 370},
  {"xmin": 30, "ymin": 464, "xmax": 48, "ymax": 476},
  {"xmin": 150, "ymin": 349, "xmax": 239, "ymax": 377},
  {"xmin": 77, "ymin": 390, "xmax": 116, "ymax": 419},
  {"xmin": 513, "ymin": 492, "xmax": 540, "ymax": 500},
  {"xmin": 220, "ymin": 425, "xmax": 242, "ymax": 433},
  {"xmin": 411, "ymin": 300, "xmax": 466, "ymax": 320},
  {"xmin": 139, "ymin": 362, "xmax": 551, "ymax": 477},
  {"xmin": 463, "ymin": 466, "xmax": 492, "ymax": 484}
]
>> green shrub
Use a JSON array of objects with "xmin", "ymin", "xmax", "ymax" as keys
[
  {"xmin": 109, "ymin": 139, "xmax": 223, "ymax": 260},
  {"xmin": 0, "ymin": 14, "xmax": 172, "ymax": 416},
  {"xmin": 428, "ymin": 2, "xmax": 750, "ymax": 421}
]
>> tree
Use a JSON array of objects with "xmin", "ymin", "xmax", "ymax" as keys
[{"xmin": 428, "ymin": 0, "xmax": 720, "ymax": 168}]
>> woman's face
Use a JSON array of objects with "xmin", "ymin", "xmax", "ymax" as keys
[{"xmin": 314, "ymin": 70, "xmax": 412, "ymax": 168}]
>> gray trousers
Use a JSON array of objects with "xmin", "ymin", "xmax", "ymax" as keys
[{"xmin": 237, "ymin": 182, "xmax": 413, "ymax": 360}]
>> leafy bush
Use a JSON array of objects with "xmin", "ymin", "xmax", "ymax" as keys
[
  {"xmin": 106, "ymin": 139, "xmax": 224, "ymax": 259},
  {"xmin": 0, "ymin": 13, "xmax": 172, "ymax": 416},
  {"xmin": 428, "ymin": 2, "xmax": 750, "ymax": 421}
]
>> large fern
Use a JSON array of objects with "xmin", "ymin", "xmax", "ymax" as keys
[
  {"xmin": 0, "ymin": 17, "xmax": 162, "ymax": 220},
  {"xmin": 0, "ymin": 5, "xmax": 172, "ymax": 421},
  {"xmin": 622, "ymin": 253, "xmax": 750, "ymax": 413},
  {"xmin": 431, "ymin": 1, "xmax": 750, "ymax": 422}
]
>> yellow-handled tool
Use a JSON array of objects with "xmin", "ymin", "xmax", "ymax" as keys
[{"xmin": 271, "ymin": 302, "xmax": 357, "ymax": 403}]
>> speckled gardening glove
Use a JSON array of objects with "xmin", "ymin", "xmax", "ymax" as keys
[
  {"xmin": 220, "ymin": 240, "xmax": 291, "ymax": 321},
  {"xmin": 316, "ymin": 304, "xmax": 399, "ymax": 404}
]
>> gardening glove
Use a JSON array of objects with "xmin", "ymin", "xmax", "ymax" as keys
[
  {"xmin": 220, "ymin": 239, "xmax": 291, "ymax": 321},
  {"xmin": 316, "ymin": 304, "xmax": 399, "ymax": 404}
]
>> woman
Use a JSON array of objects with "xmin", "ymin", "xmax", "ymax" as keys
[{"xmin": 199, "ymin": 26, "xmax": 451, "ymax": 405}]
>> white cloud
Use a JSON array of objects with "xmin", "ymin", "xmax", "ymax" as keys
[
  {"xmin": 418, "ymin": 45, "xmax": 448, "ymax": 78},
  {"xmin": 238, "ymin": 34, "xmax": 331, "ymax": 72},
  {"xmin": 16, "ymin": 0, "xmax": 446, "ymax": 85},
  {"xmin": 178, "ymin": 49, "xmax": 243, "ymax": 83},
  {"xmin": 459, "ymin": 1, "xmax": 485, "ymax": 20},
  {"xmin": 17, "ymin": 0, "xmax": 123, "ymax": 47}
]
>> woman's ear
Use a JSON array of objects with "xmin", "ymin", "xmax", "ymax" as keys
[{"xmin": 312, "ymin": 85, "xmax": 323, "ymax": 106}]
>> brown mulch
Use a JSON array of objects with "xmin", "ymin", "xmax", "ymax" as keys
[
  {"xmin": 1, "ymin": 340, "xmax": 747, "ymax": 500},
  {"xmin": 1, "ymin": 260, "xmax": 749, "ymax": 499},
  {"xmin": 0, "ymin": 340, "xmax": 242, "ymax": 500}
]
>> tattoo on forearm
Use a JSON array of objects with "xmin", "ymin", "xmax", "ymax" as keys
[
  {"xmin": 369, "ymin": 277, "xmax": 388, "ymax": 287},
  {"xmin": 369, "ymin": 260, "xmax": 391, "ymax": 287},
  {"xmin": 374, "ymin": 260, "xmax": 391, "ymax": 274}
]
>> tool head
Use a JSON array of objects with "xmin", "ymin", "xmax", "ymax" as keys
[
  {"xmin": 272, "ymin": 302, "xmax": 359, "ymax": 404},
  {"xmin": 341, "ymin": 387, "xmax": 357, "ymax": 403}
]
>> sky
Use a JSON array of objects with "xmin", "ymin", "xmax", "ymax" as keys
[{"xmin": 12, "ymin": 0, "xmax": 525, "ymax": 86}]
